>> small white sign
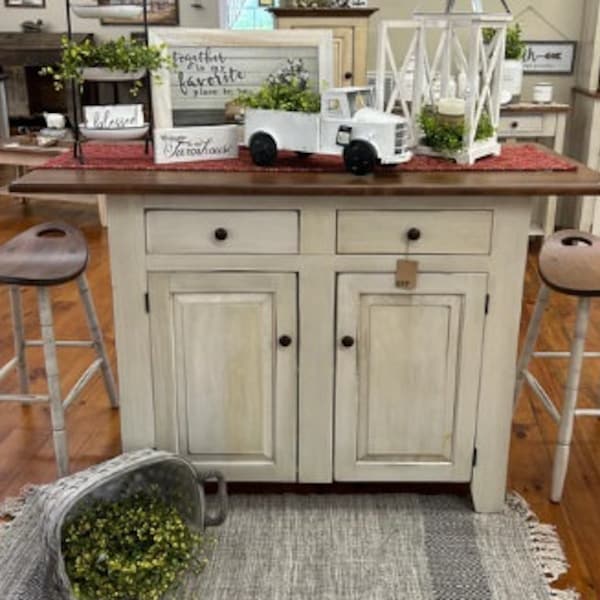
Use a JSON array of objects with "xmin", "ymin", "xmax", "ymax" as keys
[
  {"xmin": 523, "ymin": 42, "xmax": 576, "ymax": 75},
  {"xmin": 83, "ymin": 104, "xmax": 144, "ymax": 129},
  {"xmin": 153, "ymin": 125, "xmax": 239, "ymax": 164}
]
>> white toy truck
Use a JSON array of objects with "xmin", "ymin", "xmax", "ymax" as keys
[{"xmin": 244, "ymin": 87, "xmax": 412, "ymax": 175}]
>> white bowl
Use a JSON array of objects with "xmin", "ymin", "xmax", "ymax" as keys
[
  {"xmin": 79, "ymin": 123, "xmax": 149, "ymax": 141},
  {"xmin": 71, "ymin": 4, "xmax": 143, "ymax": 20}
]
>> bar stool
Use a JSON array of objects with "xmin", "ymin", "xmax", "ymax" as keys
[
  {"xmin": 0, "ymin": 222, "xmax": 119, "ymax": 477},
  {"xmin": 514, "ymin": 229, "xmax": 600, "ymax": 502}
]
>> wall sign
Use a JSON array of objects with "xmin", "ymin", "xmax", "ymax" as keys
[
  {"xmin": 83, "ymin": 104, "xmax": 144, "ymax": 129},
  {"xmin": 153, "ymin": 125, "xmax": 239, "ymax": 165},
  {"xmin": 150, "ymin": 28, "xmax": 333, "ymax": 129},
  {"xmin": 523, "ymin": 41, "xmax": 577, "ymax": 75}
]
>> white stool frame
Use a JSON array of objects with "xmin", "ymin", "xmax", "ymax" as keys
[
  {"xmin": 0, "ymin": 273, "xmax": 119, "ymax": 477},
  {"xmin": 515, "ymin": 282, "xmax": 600, "ymax": 502}
]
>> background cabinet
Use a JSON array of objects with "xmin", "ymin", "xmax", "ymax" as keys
[
  {"xmin": 269, "ymin": 8, "xmax": 378, "ymax": 87},
  {"xmin": 148, "ymin": 271, "xmax": 298, "ymax": 481},
  {"xmin": 335, "ymin": 272, "xmax": 487, "ymax": 482}
]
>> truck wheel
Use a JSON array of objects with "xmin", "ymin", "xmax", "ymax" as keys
[
  {"xmin": 343, "ymin": 141, "xmax": 376, "ymax": 175},
  {"xmin": 249, "ymin": 132, "xmax": 277, "ymax": 166}
]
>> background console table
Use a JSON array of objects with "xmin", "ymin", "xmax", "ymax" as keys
[
  {"xmin": 498, "ymin": 103, "xmax": 569, "ymax": 237},
  {"xmin": 11, "ymin": 151, "xmax": 600, "ymax": 513}
]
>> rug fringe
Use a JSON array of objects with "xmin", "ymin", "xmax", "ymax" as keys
[{"xmin": 507, "ymin": 493, "xmax": 580, "ymax": 600}]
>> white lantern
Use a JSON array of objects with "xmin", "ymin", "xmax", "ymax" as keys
[{"xmin": 376, "ymin": 0, "xmax": 512, "ymax": 164}]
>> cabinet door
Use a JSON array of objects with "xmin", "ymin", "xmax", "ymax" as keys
[
  {"xmin": 149, "ymin": 272, "xmax": 297, "ymax": 481},
  {"xmin": 335, "ymin": 273, "xmax": 487, "ymax": 482}
]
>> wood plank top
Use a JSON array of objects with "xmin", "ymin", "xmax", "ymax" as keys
[
  {"xmin": 10, "ymin": 144, "xmax": 600, "ymax": 198},
  {"xmin": 501, "ymin": 103, "xmax": 570, "ymax": 114},
  {"xmin": 0, "ymin": 33, "xmax": 93, "ymax": 67}
]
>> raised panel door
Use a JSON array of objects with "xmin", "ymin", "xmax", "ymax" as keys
[
  {"xmin": 149, "ymin": 272, "xmax": 297, "ymax": 481},
  {"xmin": 335, "ymin": 272, "xmax": 487, "ymax": 481}
]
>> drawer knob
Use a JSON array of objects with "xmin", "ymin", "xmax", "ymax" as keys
[
  {"xmin": 407, "ymin": 227, "xmax": 421, "ymax": 242},
  {"xmin": 278, "ymin": 335, "xmax": 293, "ymax": 347},
  {"xmin": 214, "ymin": 227, "xmax": 228, "ymax": 241},
  {"xmin": 341, "ymin": 335, "xmax": 355, "ymax": 348},
  {"xmin": 511, "ymin": 121, "xmax": 519, "ymax": 129}
]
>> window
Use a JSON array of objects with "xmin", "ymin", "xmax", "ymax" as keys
[{"xmin": 221, "ymin": 0, "xmax": 276, "ymax": 31}]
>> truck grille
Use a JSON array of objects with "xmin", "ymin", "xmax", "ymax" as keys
[{"xmin": 395, "ymin": 123, "xmax": 409, "ymax": 154}]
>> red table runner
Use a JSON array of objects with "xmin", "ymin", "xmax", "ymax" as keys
[{"xmin": 39, "ymin": 143, "xmax": 576, "ymax": 173}]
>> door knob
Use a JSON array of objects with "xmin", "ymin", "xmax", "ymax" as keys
[
  {"xmin": 344, "ymin": 71, "xmax": 353, "ymax": 80},
  {"xmin": 341, "ymin": 336, "xmax": 355, "ymax": 348},
  {"xmin": 279, "ymin": 335, "xmax": 293, "ymax": 347},
  {"xmin": 407, "ymin": 227, "xmax": 421, "ymax": 241},
  {"xmin": 214, "ymin": 227, "xmax": 228, "ymax": 241}
]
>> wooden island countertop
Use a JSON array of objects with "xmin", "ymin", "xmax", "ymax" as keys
[{"xmin": 9, "ymin": 145, "xmax": 600, "ymax": 198}]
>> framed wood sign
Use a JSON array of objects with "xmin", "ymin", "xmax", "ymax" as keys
[
  {"xmin": 523, "ymin": 41, "xmax": 577, "ymax": 75},
  {"xmin": 154, "ymin": 125, "xmax": 239, "ymax": 164},
  {"xmin": 83, "ymin": 104, "xmax": 144, "ymax": 129},
  {"xmin": 150, "ymin": 28, "xmax": 333, "ymax": 129}
]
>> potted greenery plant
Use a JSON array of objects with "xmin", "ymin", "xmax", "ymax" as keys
[
  {"xmin": 484, "ymin": 24, "xmax": 527, "ymax": 102},
  {"xmin": 417, "ymin": 105, "xmax": 496, "ymax": 163},
  {"xmin": 40, "ymin": 36, "xmax": 173, "ymax": 96}
]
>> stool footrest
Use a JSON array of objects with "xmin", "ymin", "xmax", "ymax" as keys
[
  {"xmin": 523, "ymin": 370, "xmax": 561, "ymax": 423},
  {"xmin": 533, "ymin": 351, "xmax": 600, "ymax": 359},
  {"xmin": 0, "ymin": 357, "xmax": 18, "ymax": 384},
  {"xmin": 575, "ymin": 408, "xmax": 600, "ymax": 417},
  {"xmin": 63, "ymin": 358, "xmax": 103, "ymax": 410},
  {"xmin": 0, "ymin": 393, "xmax": 49, "ymax": 403},
  {"xmin": 25, "ymin": 340, "xmax": 95, "ymax": 349}
]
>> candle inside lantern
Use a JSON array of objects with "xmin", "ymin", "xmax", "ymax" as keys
[{"xmin": 437, "ymin": 98, "xmax": 466, "ymax": 117}]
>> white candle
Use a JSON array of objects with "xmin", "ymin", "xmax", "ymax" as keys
[{"xmin": 437, "ymin": 97, "xmax": 466, "ymax": 117}]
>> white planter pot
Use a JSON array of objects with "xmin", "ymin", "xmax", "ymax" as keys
[
  {"xmin": 81, "ymin": 67, "xmax": 146, "ymax": 82},
  {"xmin": 502, "ymin": 60, "xmax": 523, "ymax": 101}
]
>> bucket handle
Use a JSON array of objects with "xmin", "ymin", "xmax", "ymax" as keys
[{"xmin": 197, "ymin": 470, "xmax": 228, "ymax": 527}]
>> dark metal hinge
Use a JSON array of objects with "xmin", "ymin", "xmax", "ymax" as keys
[
  {"xmin": 144, "ymin": 292, "xmax": 150, "ymax": 313},
  {"xmin": 484, "ymin": 294, "xmax": 490, "ymax": 315},
  {"xmin": 472, "ymin": 447, "xmax": 478, "ymax": 467}
]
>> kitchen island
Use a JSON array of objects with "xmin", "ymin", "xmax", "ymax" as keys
[{"xmin": 12, "ymin": 147, "xmax": 600, "ymax": 513}]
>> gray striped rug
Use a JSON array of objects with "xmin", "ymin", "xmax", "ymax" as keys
[{"xmin": 184, "ymin": 494, "xmax": 578, "ymax": 600}]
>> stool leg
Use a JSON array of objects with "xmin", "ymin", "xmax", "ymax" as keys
[
  {"xmin": 9, "ymin": 286, "xmax": 29, "ymax": 394},
  {"xmin": 37, "ymin": 287, "xmax": 69, "ymax": 478},
  {"xmin": 514, "ymin": 282, "xmax": 551, "ymax": 409},
  {"xmin": 551, "ymin": 296, "xmax": 591, "ymax": 503},
  {"xmin": 76, "ymin": 274, "xmax": 119, "ymax": 408}
]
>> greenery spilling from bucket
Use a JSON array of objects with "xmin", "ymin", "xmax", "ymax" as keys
[
  {"xmin": 62, "ymin": 490, "xmax": 209, "ymax": 600},
  {"xmin": 418, "ymin": 106, "xmax": 495, "ymax": 153},
  {"xmin": 235, "ymin": 58, "xmax": 320, "ymax": 113}
]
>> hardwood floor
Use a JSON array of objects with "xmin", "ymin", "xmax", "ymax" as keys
[{"xmin": 0, "ymin": 187, "xmax": 600, "ymax": 598}]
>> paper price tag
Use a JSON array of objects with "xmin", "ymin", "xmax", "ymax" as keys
[{"xmin": 396, "ymin": 259, "xmax": 418, "ymax": 289}]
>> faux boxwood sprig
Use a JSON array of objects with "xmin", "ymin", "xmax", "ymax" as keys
[
  {"xmin": 235, "ymin": 58, "xmax": 321, "ymax": 113},
  {"xmin": 418, "ymin": 106, "xmax": 495, "ymax": 153},
  {"xmin": 62, "ymin": 489, "xmax": 210, "ymax": 600},
  {"xmin": 39, "ymin": 36, "xmax": 174, "ymax": 96}
]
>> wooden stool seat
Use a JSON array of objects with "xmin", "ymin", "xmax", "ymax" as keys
[
  {"xmin": 0, "ymin": 222, "xmax": 88, "ymax": 286},
  {"xmin": 539, "ymin": 229, "xmax": 600, "ymax": 296}
]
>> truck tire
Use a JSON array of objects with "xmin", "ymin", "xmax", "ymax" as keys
[
  {"xmin": 249, "ymin": 132, "xmax": 277, "ymax": 166},
  {"xmin": 343, "ymin": 140, "xmax": 377, "ymax": 176}
]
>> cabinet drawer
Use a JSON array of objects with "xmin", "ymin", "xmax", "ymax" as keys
[
  {"xmin": 498, "ymin": 115, "xmax": 545, "ymax": 136},
  {"xmin": 337, "ymin": 210, "xmax": 493, "ymax": 254},
  {"xmin": 146, "ymin": 210, "xmax": 299, "ymax": 254}
]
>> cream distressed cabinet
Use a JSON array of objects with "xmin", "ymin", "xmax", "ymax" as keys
[{"xmin": 114, "ymin": 191, "xmax": 532, "ymax": 516}]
